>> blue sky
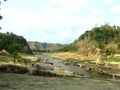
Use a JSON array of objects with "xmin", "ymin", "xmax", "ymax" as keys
[{"xmin": 1, "ymin": 0, "xmax": 120, "ymax": 44}]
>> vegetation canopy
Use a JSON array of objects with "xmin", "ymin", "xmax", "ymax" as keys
[
  {"xmin": 0, "ymin": 32, "xmax": 32, "ymax": 54},
  {"xmin": 58, "ymin": 24, "xmax": 120, "ymax": 57}
]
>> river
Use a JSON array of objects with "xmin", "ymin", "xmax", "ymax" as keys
[{"xmin": 35, "ymin": 54, "xmax": 86, "ymax": 73}]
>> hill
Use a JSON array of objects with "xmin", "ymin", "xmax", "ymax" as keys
[
  {"xmin": 0, "ymin": 32, "xmax": 32, "ymax": 54},
  {"xmin": 50, "ymin": 24, "xmax": 120, "ymax": 60},
  {"xmin": 28, "ymin": 41, "xmax": 67, "ymax": 52}
]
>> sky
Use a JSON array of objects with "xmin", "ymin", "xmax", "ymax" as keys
[{"xmin": 0, "ymin": 0, "xmax": 120, "ymax": 44}]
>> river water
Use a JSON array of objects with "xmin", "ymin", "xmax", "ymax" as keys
[{"xmin": 35, "ymin": 54, "xmax": 85, "ymax": 73}]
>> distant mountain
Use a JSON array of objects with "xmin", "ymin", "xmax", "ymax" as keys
[
  {"xmin": 0, "ymin": 32, "xmax": 32, "ymax": 54},
  {"xmin": 28, "ymin": 41, "xmax": 67, "ymax": 52}
]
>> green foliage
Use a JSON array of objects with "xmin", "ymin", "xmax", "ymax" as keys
[
  {"xmin": 0, "ymin": 32, "xmax": 32, "ymax": 54},
  {"xmin": 55, "ymin": 24, "xmax": 120, "ymax": 53},
  {"xmin": 32, "ymin": 49, "xmax": 47, "ymax": 52},
  {"xmin": 58, "ymin": 43, "xmax": 78, "ymax": 52},
  {"xmin": 77, "ymin": 24, "xmax": 120, "ymax": 45},
  {"xmin": 6, "ymin": 43, "xmax": 21, "ymax": 54},
  {"xmin": 77, "ymin": 24, "xmax": 120, "ymax": 50},
  {"xmin": 117, "ymin": 44, "xmax": 120, "ymax": 50},
  {"xmin": 105, "ymin": 47, "xmax": 115, "ymax": 55},
  {"xmin": 98, "ymin": 41, "xmax": 104, "ymax": 49},
  {"xmin": 94, "ymin": 28, "xmax": 116, "ymax": 44},
  {"xmin": 102, "ymin": 57, "xmax": 120, "ymax": 62}
]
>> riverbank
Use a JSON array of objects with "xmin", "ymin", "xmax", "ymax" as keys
[
  {"xmin": 0, "ymin": 73, "xmax": 120, "ymax": 90},
  {"xmin": 43, "ymin": 53, "xmax": 120, "ymax": 79},
  {"xmin": 43, "ymin": 52, "xmax": 101, "ymax": 60},
  {"xmin": 1, "ymin": 53, "xmax": 120, "ymax": 80},
  {"xmin": 1, "ymin": 54, "xmax": 120, "ymax": 90}
]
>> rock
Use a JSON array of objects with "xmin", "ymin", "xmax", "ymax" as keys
[
  {"xmin": 98, "ymin": 61, "xmax": 105, "ymax": 66},
  {"xmin": 89, "ymin": 61, "xmax": 96, "ymax": 64}
]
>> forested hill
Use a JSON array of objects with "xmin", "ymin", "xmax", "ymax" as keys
[
  {"xmin": 0, "ymin": 32, "xmax": 32, "ymax": 54},
  {"xmin": 59, "ymin": 24, "xmax": 120, "ymax": 57}
]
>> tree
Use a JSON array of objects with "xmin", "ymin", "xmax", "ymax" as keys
[
  {"xmin": 6, "ymin": 43, "xmax": 21, "ymax": 54},
  {"xmin": 98, "ymin": 41, "xmax": 104, "ymax": 49}
]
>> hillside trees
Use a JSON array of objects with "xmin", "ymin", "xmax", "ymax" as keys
[
  {"xmin": 0, "ymin": 32, "xmax": 32, "ymax": 54},
  {"xmin": 93, "ymin": 26, "xmax": 116, "ymax": 44},
  {"xmin": 57, "ymin": 43, "xmax": 78, "ymax": 52},
  {"xmin": 61, "ymin": 24, "xmax": 120, "ymax": 56},
  {"xmin": 6, "ymin": 43, "xmax": 21, "ymax": 54}
]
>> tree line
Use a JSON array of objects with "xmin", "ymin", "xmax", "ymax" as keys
[
  {"xmin": 0, "ymin": 32, "xmax": 32, "ymax": 54},
  {"xmin": 58, "ymin": 24, "xmax": 120, "ymax": 56}
]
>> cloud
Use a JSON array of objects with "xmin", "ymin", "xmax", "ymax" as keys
[
  {"xmin": 1, "ymin": 0, "xmax": 120, "ymax": 43},
  {"xmin": 104, "ymin": 0, "xmax": 115, "ymax": 4},
  {"xmin": 0, "ymin": 0, "xmax": 100, "ymax": 43},
  {"xmin": 92, "ymin": 9, "xmax": 105, "ymax": 15},
  {"xmin": 80, "ymin": 17, "xmax": 102, "ymax": 26},
  {"xmin": 109, "ymin": 5, "xmax": 120, "ymax": 14},
  {"xmin": 50, "ymin": 0, "xmax": 87, "ymax": 10},
  {"xmin": 1, "ymin": 7, "xmax": 40, "ymax": 34}
]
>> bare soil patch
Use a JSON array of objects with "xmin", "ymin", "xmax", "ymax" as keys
[{"xmin": 0, "ymin": 73, "xmax": 120, "ymax": 90}]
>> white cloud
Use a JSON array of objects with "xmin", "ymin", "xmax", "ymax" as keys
[
  {"xmin": 80, "ymin": 17, "xmax": 102, "ymax": 26},
  {"xmin": 50, "ymin": 0, "xmax": 87, "ymax": 13},
  {"xmin": 1, "ymin": 0, "xmax": 120, "ymax": 43},
  {"xmin": 1, "ymin": 7, "xmax": 40, "ymax": 34},
  {"xmin": 50, "ymin": 0, "xmax": 87, "ymax": 7},
  {"xmin": 109, "ymin": 5, "xmax": 120, "ymax": 14},
  {"xmin": 92, "ymin": 9, "xmax": 105, "ymax": 15},
  {"xmin": 0, "ymin": 0, "xmax": 101, "ymax": 43},
  {"xmin": 105, "ymin": 0, "xmax": 115, "ymax": 4}
]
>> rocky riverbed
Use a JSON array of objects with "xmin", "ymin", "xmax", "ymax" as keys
[{"xmin": 1, "ymin": 54, "xmax": 120, "ymax": 90}]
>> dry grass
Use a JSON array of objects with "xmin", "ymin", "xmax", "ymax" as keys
[
  {"xmin": 19, "ymin": 54, "xmax": 38, "ymax": 61},
  {"xmin": 44, "ymin": 52, "xmax": 101, "ymax": 61},
  {"xmin": 44, "ymin": 52, "xmax": 78, "ymax": 60},
  {"xmin": 1, "ymin": 73, "xmax": 120, "ymax": 90},
  {"xmin": 0, "ymin": 53, "xmax": 37, "ymax": 65}
]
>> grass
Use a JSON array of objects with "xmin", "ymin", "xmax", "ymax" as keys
[
  {"xmin": 44, "ymin": 52, "xmax": 120, "ymax": 65},
  {"xmin": 0, "ymin": 53, "xmax": 38, "ymax": 66},
  {"xmin": 1, "ymin": 52, "xmax": 120, "ymax": 79},
  {"xmin": 44, "ymin": 52, "xmax": 84, "ymax": 60},
  {"xmin": 0, "ymin": 55, "xmax": 13, "ymax": 63},
  {"xmin": 64, "ymin": 58, "xmax": 95, "ymax": 64},
  {"xmin": 102, "ymin": 57, "xmax": 120, "ymax": 63},
  {"xmin": 44, "ymin": 52, "xmax": 100, "ymax": 62},
  {"xmin": 78, "ymin": 60, "xmax": 95, "ymax": 63},
  {"xmin": 19, "ymin": 53, "xmax": 38, "ymax": 61}
]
